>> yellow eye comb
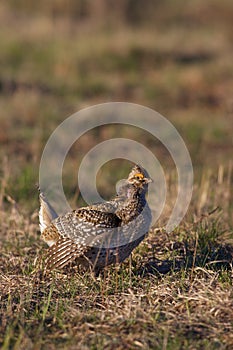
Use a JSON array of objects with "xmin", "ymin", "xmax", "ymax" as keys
[{"xmin": 135, "ymin": 173, "xmax": 144, "ymax": 179}]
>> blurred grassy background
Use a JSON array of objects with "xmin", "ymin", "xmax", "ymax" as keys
[
  {"xmin": 0, "ymin": 2, "xmax": 233, "ymax": 349},
  {"xmin": 0, "ymin": 0, "xmax": 232, "ymax": 209}
]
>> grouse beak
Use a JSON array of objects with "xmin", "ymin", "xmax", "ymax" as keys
[{"xmin": 145, "ymin": 177, "xmax": 153, "ymax": 184}]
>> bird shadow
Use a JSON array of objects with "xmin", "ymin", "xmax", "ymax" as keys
[{"xmin": 138, "ymin": 238, "xmax": 233, "ymax": 277}]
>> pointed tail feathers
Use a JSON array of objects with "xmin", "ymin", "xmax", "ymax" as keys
[{"xmin": 39, "ymin": 189, "xmax": 58, "ymax": 233}]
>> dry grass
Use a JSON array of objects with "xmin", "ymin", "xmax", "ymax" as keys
[
  {"xmin": 0, "ymin": 163, "xmax": 232, "ymax": 349},
  {"xmin": 0, "ymin": 0, "xmax": 233, "ymax": 348}
]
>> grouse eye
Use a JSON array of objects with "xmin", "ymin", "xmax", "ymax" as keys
[{"xmin": 134, "ymin": 173, "xmax": 144, "ymax": 180}]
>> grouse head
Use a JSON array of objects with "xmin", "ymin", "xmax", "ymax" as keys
[{"xmin": 127, "ymin": 164, "xmax": 152, "ymax": 190}]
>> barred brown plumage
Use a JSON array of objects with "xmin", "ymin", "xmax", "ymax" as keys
[{"xmin": 39, "ymin": 164, "xmax": 152, "ymax": 274}]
